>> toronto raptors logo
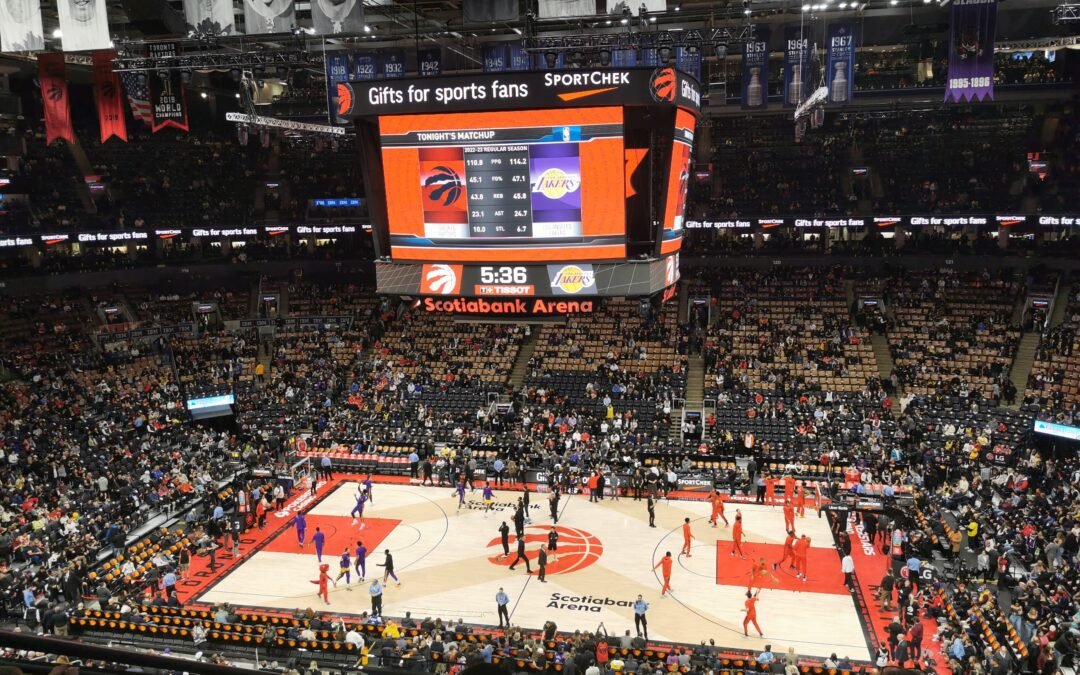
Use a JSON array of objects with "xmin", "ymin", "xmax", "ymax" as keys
[
  {"xmin": 336, "ymin": 83, "xmax": 353, "ymax": 116},
  {"xmin": 649, "ymin": 68, "xmax": 677, "ymax": 103},
  {"xmin": 487, "ymin": 526, "xmax": 602, "ymax": 575}
]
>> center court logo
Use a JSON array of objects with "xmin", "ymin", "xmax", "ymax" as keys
[
  {"xmin": 532, "ymin": 168, "xmax": 580, "ymax": 200},
  {"xmin": 486, "ymin": 525, "xmax": 602, "ymax": 575}
]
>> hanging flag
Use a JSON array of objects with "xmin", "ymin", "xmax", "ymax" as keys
[
  {"xmin": 783, "ymin": 26, "xmax": 812, "ymax": 109},
  {"xmin": 538, "ymin": 0, "xmax": 596, "ymax": 19},
  {"xmin": 0, "ymin": 0, "xmax": 45, "ymax": 52},
  {"xmin": 147, "ymin": 42, "xmax": 189, "ymax": 132},
  {"xmin": 352, "ymin": 52, "xmax": 376, "ymax": 80},
  {"xmin": 120, "ymin": 71, "xmax": 153, "ymax": 125},
  {"xmin": 183, "ymin": 0, "xmax": 235, "ymax": 35},
  {"xmin": 463, "ymin": 0, "xmax": 518, "ymax": 22},
  {"xmin": 825, "ymin": 22, "xmax": 855, "ymax": 105},
  {"xmin": 242, "ymin": 0, "xmax": 295, "ymax": 34},
  {"xmin": 92, "ymin": 50, "xmax": 127, "ymax": 142},
  {"xmin": 57, "ymin": 0, "xmax": 111, "ymax": 52},
  {"xmin": 507, "ymin": 44, "xmax": 530, "ymax": 71},
  {"xmin": 482, "ymin": 44, "xmax": 507, "ymax": 73},
  {"xmin": 676, "ymin": 47, "xmax": 701, "ymax": 82},
  {"xmin": 311, "ymin": 0, "xmax": 364, "ymax": 35},
  {"xmin": 379, "ymin": 49, "xmax": 405, "ymax": 79},
  {"xmin": 741, "ymin": 28, "xmax": 769, "ymax": 110},
  {"xmin": 605, "ymin": 0, "xmax": 665, "ymax": 13},
  {"xmin": 38, "ymin": 54, "xmax": 74, "ymax": 144},
  {"xmin": 325, "ymin": 51, "xmax": 350, "ymax": 124},
  {"xmin": 417, "ymin": 48, "xmax": 442, "ymax": 77},
  {"xmin": 945, "ymin": 0, "xmax": 997, "ymax": 103}
]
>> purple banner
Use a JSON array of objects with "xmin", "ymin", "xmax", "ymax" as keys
[{"xmin": 945, "ymin": 0, "xmax": 997, "ymax": 103}]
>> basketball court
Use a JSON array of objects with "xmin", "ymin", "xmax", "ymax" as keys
[{"xmin": 186, "ymin": 480, "xmax": 874, "ymax": 661}]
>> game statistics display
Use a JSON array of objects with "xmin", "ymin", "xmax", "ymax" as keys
[{"xmin": 379, "ymin": 108, "xmax": 626, "ymax": 263}]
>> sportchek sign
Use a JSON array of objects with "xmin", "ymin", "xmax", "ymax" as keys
[{"xmin": 340, "ymin": 68, "xmax": 701, "ymax": 117}]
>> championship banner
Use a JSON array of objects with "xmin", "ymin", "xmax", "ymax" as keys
[
  {"xmin": 417, "ymin": 48, "xmax": 442, "ymax": 77},
  {"xmin": 352, "ymin": 52, "xmax": 376, "ymax": 80},
  {"xmin": 783, "ymin": 26, "xmax": 812, "ymax": 108},
  {"xmin": 325, "ymin": 52, "xmax": 350, "ymax": 123},
  {"xmin": 482, "ymin": 44, "xmax": 508, "ymax": 73},
  {"xmin": 311, "ymin": 0, "xmax": 364, "ymax": 34},
  {"xmin": 38, "ymin": 54, "xmax": 74, "ymax": 144},
  {"xmin": 508, "ymin": 44, "xmax": 530, "ymax": 71},
  {"xmin": 463, "ymin": 0, "xmax": 519, "ymax": 22},
  {"xmin": 379, "ymin": 49, "xmax": 405, "ymax": 79},
  {"xmin": 242, "ymin": 0, "xmax": 295, "ymax": 34},
  {"xmin": 826, "ymin": 22, "xmax": 855, "ymax": 104},
  {"xmin": 676, "ymin": 47, "xmax": 701, "ymax": 82},
  {"xmin": 147, "ymin": 42, "xmax": 190, "ymax": 132},
  {"xmin": 945, "ymin": 0, "xmax": 997, "ymax": 103},
  {"xmin": 183, "ymin": 0, "xmax": 235, "ymax": 35},
  {"xmin": 57, "ymin": 0, "xmax": 111, "ymax": 52},
  {"xmin": 92, "ymin": 50, "xmax": 127, "ymax": 143},
  {"xmin": 741, "ymin": 28, "xmax": 769, "ymax": 110},
  {"xmin": 0, "ymin": 0, "xmax": 45, "ymax": 52}
]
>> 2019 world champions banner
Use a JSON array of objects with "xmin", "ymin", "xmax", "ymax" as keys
[{"xmin": 945, "ymin": 0, "xmax": 997, "ymax": 103}]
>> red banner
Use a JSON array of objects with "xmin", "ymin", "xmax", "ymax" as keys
[
  {"xmin": 92, "ymin": 51, "xmax": 127, "ymax": 143},
  {"xmin": 38, "ymin": 54, "xmax": 74, "ymax": 145}
]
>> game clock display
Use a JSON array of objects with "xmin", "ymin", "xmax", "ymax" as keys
[{"xmin": 379, "ymin": 108, "xmax": 626, "ymax": 263}]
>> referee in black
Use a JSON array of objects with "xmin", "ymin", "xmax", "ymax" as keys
[{"xmin": 647, "ymin": 495, "xmax": 656, "ymax": 528}]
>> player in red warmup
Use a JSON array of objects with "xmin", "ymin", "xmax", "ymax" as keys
[
  {"xmin": 782, "ymin": 500, "xmax": 796, "ymax": 534},
  {"xmin": 795, "ymin": 482, "xmax": 808, "ymax": 518},
  {"xmin": 709, "ymin": 491, "xmax": 729, "ymax": 527},
  {"xmin": 743, "ymin": 590, "xmax": 763, "ymax": 637},
  {"xmin": 654, "ymin": 551, "xmax": 674, "ymax": 596},
  {"xmin": 764, "ymin": 475, "xmax": 777, "ymax": 506},
  {"xmin": 783, "ymin": 474, "xmax": 796, "ymax": 502},
  {"xmin": 747, "ymin": 557, "xmax": 778, "ymax": 592},
  {"xmin": 311, "ymin": 563, "xmax": 331, "ymax": 605},
  {"xmin": 730, "ymin": 510, "xmax": 747, "ymax": 558},
  {"xmin": 681, "ymin": 518, "xmax": 695, "ymax": 557},
  {"xmin": 794, "ymin": 534, "xmax": 811, "ymax": 581},
  {"xmin": 774, "ymin": 530, "xmax": 797, "ymax": 571}
]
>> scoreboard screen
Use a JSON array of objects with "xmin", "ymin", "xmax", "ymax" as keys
[
  {"xmin": 379, "ymin": 107, "xmax": 626, "ymax": 263},
  {"xmin": 660, "ymin": 108, "xmax": 696, "ymax": 255}
]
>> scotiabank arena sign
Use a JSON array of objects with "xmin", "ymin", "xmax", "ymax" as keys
[{"xmin": 422, "ymin": 297, "xmax": 594, "ymax": 316}]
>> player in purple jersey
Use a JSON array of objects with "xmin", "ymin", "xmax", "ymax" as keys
[
  {"xmin": 354, "ymin": 540, "xmax": 368, "ymax": 581},
  {"xmin": 453, "ymin": 479, "xmax": 466, "ymax": 513},
  {"xmin": 362, "ymin": 475, "xmax": 374, "ymax": 504},
  {"xmin": 334, "ymin": 548, "xmax": 352, "ymax": 589},
  {"xmin": 351, "ymin": 489, "xmax": 368, "ymax": 528},
  {"xmin": 482, "ymin": 483, "xmax": 495, "ymax": 517},
  {"xmin": 293, "ymin": 512, "xmax": 307, "ymax": 548}
]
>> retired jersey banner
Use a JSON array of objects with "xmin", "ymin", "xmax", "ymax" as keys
[
  {"xmin": 92, "ymin": 51, "xmax": 127, "ymax": 142},
  {"xmin": 482, "ymin": 44, "xmax": 508, "ymax": 73},
  {"xmin": 38, "ymin": 54, "xmax": 74, "ymax": 144},
  {"xmin": 783, "ymin": 26, "xmax": 812, "ymax": 108},
  {"xmin": 945, "ymin": 0, "xmax": 997, "ymax": 103},
  {"xmin": 311, "ymin": 0, "xmax": 364, "ymax": 34},
  {"xmin": 242, "ymin": 0, "xmax": 295, "ymax": 33},
  {"xmin": 57, "ymin": 0, "xmax": 111, "ymax": 52},
  {"xmin": 325, "ymin": 52, "xmax": 350, "ymax": 124},
  {"xmin": 148, "ymin": 42, "xmax": 190, "ymax": 132},
  {"xmin": 417, "ymin": 48, "xmax": 442, "ymax": 77},
  {"xmin": 183, "ymin": 0, "xmax": 236, "ymax": 35},
  {"xmin": 352, "ymin": 52, "xmax": 376, "ymax": 80},
  {"xmin": 0, "ymin": 0, "xmax": 45, "ymax": 52},
  {"xmin": 826, "ymin": 23, "xmax": 855, "ymax": 104},
  {"xmin": 379, "ymin": 49, "xmax": 405, "ymax": 79},
  {"xmin": 741, "ymin": 28, "xmax": 769, "ymax": 110}
]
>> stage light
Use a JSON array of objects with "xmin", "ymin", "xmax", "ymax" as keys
[
  {"xmin": 599, "ymin": 49, "xmax": 612, "ymax": 66},
  {"xmin": 52, "ymin": 28, "xmax": 62, "ymax": 38},
  {"xmin": 658, "ymin": 46, "xmax": 672, "ymax": 63},
  {"xmin": 363, "ymin": 24, "xmax": 371, "ymax": 32},
  {"xmin": 180, "ymin": 69, "xmax": 192, "ymax": 83},
  {"xmin": 802, "ymin": 3, "xmax": 810, "ymax": 9},
  {"xmin": 276, "ymin": 65, "xmax": 289, "ymax": 80},
  {"xmin": 714, "ymin": 43, "xmax": 728, "ymax": 59},
  {"xmin": 200, "ymin": 91, "xmax": 208, "ymax": 99},
  {"xmin": 230, "ymin": 68, "xmax": 242, "ymax": 82},
  {"xmin": 544, "ymin": 51, "xmax": 558, "ymax": 68},
  {"xmin": 620, "ymin": 17, "xmax": 628, "ymax": 23}
]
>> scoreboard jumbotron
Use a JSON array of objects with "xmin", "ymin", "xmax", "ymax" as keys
[{"xmin": 339, "ymin": 67, "xmax": 701, "ymax": 312}]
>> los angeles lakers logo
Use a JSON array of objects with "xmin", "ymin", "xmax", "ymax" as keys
[
  {"xmin": 487, "ymin": 526, "xmax": 602, "ymax": 575},
  {"xmin": 532, "ymin": 168, "xmax": 580, "ymax": 200}
]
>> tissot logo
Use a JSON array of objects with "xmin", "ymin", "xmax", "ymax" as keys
[{"xmin": 650, "ymin": 68, "xmax": 677, "ymax": 102}]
